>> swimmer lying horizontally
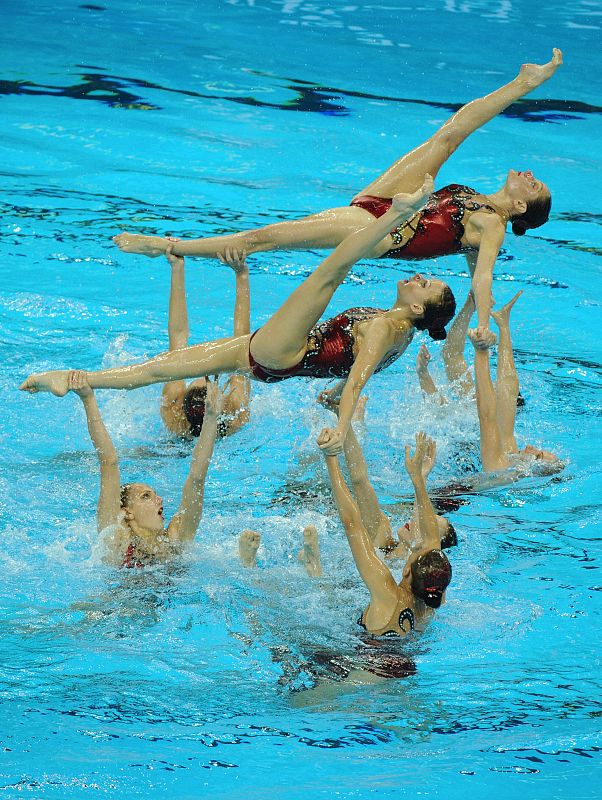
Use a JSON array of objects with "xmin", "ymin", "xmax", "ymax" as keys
[
  {"xmin": 21, "ymin": 183, "xmax": 456, "ymax": 456},
  {"xmin": 320, "ymin": 430, "xmax": 452, "ymax": 637},
  {"xmin": 114, "ymin": 50, "xmax": 562, "ymax": 348},
  {"xmin": 161, "ymin": 245, "xmax": 250, "ymax": 439},
  {"xmin": 66, "ymin": 371, "xmax": 221, "ymax": 567}
]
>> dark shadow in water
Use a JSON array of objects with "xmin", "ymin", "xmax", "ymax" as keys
[{"xmin": 1, "ymin": 66, "xmax": 600, "ymax": 122}]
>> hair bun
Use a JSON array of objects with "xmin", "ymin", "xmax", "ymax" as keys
[
  {"xmin": 512, "ymin": 219, "xmax": 528, "ymax": 236},
  {"xmin": 428, "ymin": 327, "xmax": 447, "ymax": 341}
]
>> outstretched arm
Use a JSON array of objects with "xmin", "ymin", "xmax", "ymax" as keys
[
  {"xmin": 404, "ymin": 433, "xmax": 440, "ymax": 550},
  {"xmin": 161, "ymin": 246, "xmax": 190, "ymax": 434},
  {"xmin": 168, "ymin": 380, "xmax": 222, "ymax": 542},
  {"xmin": 319, "ymin": 431, "xmax": 397, "ymax": 602},
  {"xmin": 217, "ymin": 248, "xmax": 252, "ymax": 433},
  {"xmin": 468, "ymin": 330, "xmax": 509, "ymax": 472},
  {"xmin": 470, "ymin": 216, "xmax": 506, "ymax": 342},
  {"xmin": 442, "ymin": 287, "xmax": 475, "ymax": 394},
  {"xmin": 319, "ymin": 317, "xmax": 401, "ymax": 455},
  {"xmin": 69, "ymin": 371, "xmax": 121, "ymax": 532},
  {"xmin": 416, "ymin": 344, "xmax": 444, "ymax": 400}
]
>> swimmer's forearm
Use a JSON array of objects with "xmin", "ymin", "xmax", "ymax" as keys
[
  {"xmin": 409, "ymin": 472, "xmax": 439, "ymax": 549},
  {"xmin": 233, "ymin": 270, "xmax": 250, "ymax": 337},
  {"xmin": 168, "ymin": 259, "xmax": 190, "ymax": 350},
  {"xmin": 80, "ymin": 393, "xmax": 117, "ymax": 463}
]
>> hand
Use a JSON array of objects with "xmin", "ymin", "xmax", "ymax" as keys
[
  {"xmin": 165, "ymin": 242, "xmax": 184, "ymax": 269},
  {"xmin": 317, "ymin": 427, "xmax": 345, "ymax": 456},
  {"xmin": 68, "ymin": 370, "xmax": 93, "ymax": 398},
  {"xmin": 416, "ymin": 343, "xmax": 431, "ymax": 375},
  {"xmin": 204, "ymin": 377, "xmax": 224, "ymax": 417},
  {"xmin": 218, "ymin": 247, "xmax": 248, "ymax": 275},
  {"xmin": 420, "ymin": 436, "xmax": 437, "ymax": 480},
  {"xmin": 518, "ymin": 48, "xmax": 563, "ymax": 89},
  {"xmin": 404, "ymin": 431, "xmax": 434, "ymax": 479},
  {"xmin": 468, "ymin": 326, "xmax": 497, "ymax": 350}
]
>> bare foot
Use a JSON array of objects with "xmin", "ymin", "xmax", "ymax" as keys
[
  {"xmin": 239, "ymin": 529, "xmax": 260, "ymax": 568},
  {"xmin": 392, "ymin": 174, "xmax": 434, "ymax": 217},
  {"xmin": 113, "ymin": 232, "xmax": 167, "ymax": 258},
  {"xmin": 317, "ymin": 387, "xmax": 341, "ymax": 414},
  {"xmin": 20, "ymin": 370, "xmax": 71, "ymax": 396},
  {"xmin": 491, "ymin": 290, "xmax": 523, "ymax": 328},
  {"xmin": 297, "ymin": 525, "xmax": 322, "ymax": 578},
  {"xmin": 518, "ymin": 48, "xmax": 563, "ymax": 89}
]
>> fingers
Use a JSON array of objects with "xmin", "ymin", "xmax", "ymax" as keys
[
  {"xmin": 217, "ymin": 247, "xmax": 247, "ymax": 271},
  {"xmin": 317, "ymin": 427, "xmax": 332, "ymax": 448}
]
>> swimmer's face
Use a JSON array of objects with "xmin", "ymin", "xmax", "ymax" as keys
[
  {"xmin": 396, "ymin": 274, "xmax": 448, "ymax": 310},
  {"xmin": 521, "ymin": 444, "xmax": 557, "ymax": 463},
  {"xmin": 505, "ymin": 169, "xmax": 550, "ymax": 206},
  {"xmin": 124, "ymin": 483, "xmax": 164, "ymax": 533}
]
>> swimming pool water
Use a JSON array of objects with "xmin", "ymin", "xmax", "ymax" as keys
[{"xmin": 1, "ymin": 1, "xmax": 601, "ymax": 798}]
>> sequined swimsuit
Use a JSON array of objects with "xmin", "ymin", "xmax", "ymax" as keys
[
  {"xmin": 248, "ymin": 307, "xmax": 404, "ymax": 384},
  {"xmin": 350, "ymin": 184, "xmax": 497, "ymax": 260}
]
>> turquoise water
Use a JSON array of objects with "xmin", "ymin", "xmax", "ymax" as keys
[{"xmin": 2, "ymin": 1, "xmax": 602, "ymax": 798}]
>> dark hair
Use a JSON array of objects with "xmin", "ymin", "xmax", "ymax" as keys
[
  {"xmin": 120, "ymin": 483, "xmax": 133, "ymax": 509},
  {"xmin": 511, "ymin": 193, "xmax": 552, "ymax": 236},
  {"xmin": 183, "ymin": 385, "xmax": 207, "ymax": 437},
  {"xmin": 411, "ymin": 549, "xmax": 452, "ymax": 608},
  {"xmin": 413, "ymin": 285, "xmax": 456, "ymax": 341},
  {"xmin": 516, "ymin": 391, "xmax": 526, "ymax": 408},
  {"xmin": 440, "ymin": 520, "xmax": 457, "ymax": 550}
]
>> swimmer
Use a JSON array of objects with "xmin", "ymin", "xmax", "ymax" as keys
[
  {"xmin": 114, "ymin": 50, "xmax": 562, "ymax": 345},
  {"xmin": 468, "ymin": 292, "xmax": 560, "ymax": 473},
  {"xmin": 66, "ymin": 370, "xmax": 221, "ymax": 567},
  {"xmin": 22, "ymin": 184, "xmax": 456, "ymax": 456},
  {"xmin": 317, "ymin": 391, "xmax": 457, "ymax": 560},
  {"xmin": 320, "ymin": 430, "xmax": 452, "ymax": 636},
  {"xmin": 161, "ymin": 244, "xmax": 250, "ymax": 439}
]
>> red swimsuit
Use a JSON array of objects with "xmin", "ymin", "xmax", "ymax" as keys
[
  {"xmin": 350, "ymin": 184, "xmax": 496, "ymax": 260},
  {"xmin": 248, "ymin": 307, "xmax": 403, "ymax": 384}
]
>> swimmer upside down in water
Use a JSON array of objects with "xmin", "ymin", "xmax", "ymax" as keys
[
  {"xmin": 114, "ymin": 50, "xmax": 562, "ymax": 346},
  {"xmin": 161, "ymin": 244, "xmax": 250, "ymax": 439},
  {"xmin": 320, "ymin": 430, "xmax": 452, "ymax": 637},
  {"xmin": 468, "ymin": 292, "xmax": 559, "ymax": 473},
  {"xmin": 21, "ymin": 182, "xmax": 456, "ymax": 456},
  {"xmin": 66, "ymin": 370, "xmax": 221, "ymax": 567}
]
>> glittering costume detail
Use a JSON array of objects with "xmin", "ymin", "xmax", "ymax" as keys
[
  {"xmin": 357, "ymin": 601, "xmax": 416, "ymax": 637},
  {"xmin": 121, "ymin": 542, "xmax": 144, "ymax": 569},
  {"xmin": 350, "ymin": 184, "xmax": 497, "ymax": 260},
  {"xmin": 248, "ymin": 307, "xmax": 403, "ymax": 383}
]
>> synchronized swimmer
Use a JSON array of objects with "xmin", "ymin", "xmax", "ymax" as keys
[{"xmin": 19, "ymin": 51, "xmax": 565, "ymax": 656}]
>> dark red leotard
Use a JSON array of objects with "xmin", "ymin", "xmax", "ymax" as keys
[
  {"xmin": 248, "ymin": 307, "xmax": 404, "ymax": 384},
  {"xmin": 350, "ymin": 184, "xmax": 496, "ymax": 260},
  {"xmin": 122, "ymin": 543, "xmax": 144, "ymax": 569}
]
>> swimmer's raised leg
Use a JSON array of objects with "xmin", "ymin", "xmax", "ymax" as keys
[
  {"xmin": 297, "ymin": 525, "xmax": 323, "ymax": 578},
  {"xmin": 239, "ymin": 530, "xmax": 261, "ymax": 568},
  {"xmin": 491, "ymin": 291, "xmax": 522, "ymax": 453}
]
